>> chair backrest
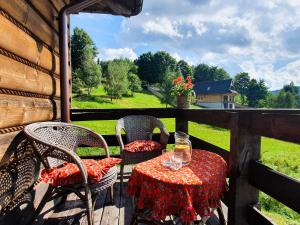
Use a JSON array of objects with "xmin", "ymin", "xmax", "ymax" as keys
[
  {"xmin": 24, "ymin": 122, "xmax": 109, "ymax": 168},
  {"xmin": 116, "ymin": 115, "xmax": 162, "ymax": 143},
  {"xmin": 0, "ymin": 132, "xmax": 40, "ymax": 221}
]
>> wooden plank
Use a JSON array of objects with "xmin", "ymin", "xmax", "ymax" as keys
[
  {"xmin": 71, "ymin": 108, "xmax": 177, "ymax": 121},
  {"xmin": 251, "ymin": 113, "xmax": 300, "ymax": 144},
  {"xmin": 227, "ymin": 113, "xmax": 261, "ymax": 225},
  {"xmin": 50, "ymin": 0, "xmax": 66, "ymax": 12},
  {"xmin": 118, "ymin": 166, "xmax": 134, "ymax": 225},
  {"xmin": 100, "ymin": 186, "xmax": 121, "ymax": 225},
  {"xmin": 89, "ymin": 189, "xmax": 108, "ymax": 225},
  {"xmin": 0, "ymin": 94, "xmax": 61, "ymax": 128},
  {"xmin": 1, "ymin": 0, "xmax": 59, "ymax": 53},
  {"xmin": 247, "ymin": 205, "xmax": 275, "ymax": 225},
  {"xmin": 0, "ymin": 54, "xmax": 60, "ymax": 97},
  {"xmin": 189, "ymin": 135, "xmax": 229, "ymax": 164},
  {"xmin": 0, "ymin": 13, "xmax": 60, "ymax": 75},
  {"xmin": 183, "ymin": 109, "xmax": 231, "ymax": 129},
  {"xmin": 0, "ymin": 131, "xmax": 20, "ymax": 161},
  {"xmin": 249, "ymin": 161, "xmax": 300, "ymax": 213},
  {"xmin": 28, "ymin": 0, "xmax": 59, "ymax": 32}
]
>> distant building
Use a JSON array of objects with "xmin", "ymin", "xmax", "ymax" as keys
[{"xmin": 194, "ymin": 79, "xmax": 238, "ymax": 109}]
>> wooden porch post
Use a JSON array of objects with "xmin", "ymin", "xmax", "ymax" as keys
[
  {"xmin": 228, "ymin": 112, "xmax": 261, "ymax": 225},
  {"xmin": 175, "ymin": 109, "xmax": 188, "ymax": 133}
]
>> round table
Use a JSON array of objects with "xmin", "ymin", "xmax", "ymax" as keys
[{"xmin": 127, "ymin": 149, "xmax": 228, "ymax": 223}]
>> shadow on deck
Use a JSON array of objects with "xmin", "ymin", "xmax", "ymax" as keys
[{"xmin": 33, "ymin": 167, "xmax": 225, "ymax": 225}]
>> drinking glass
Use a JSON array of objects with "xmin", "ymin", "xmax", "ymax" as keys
[{"xmin": 170, "ymin": 151, "xmax": 183, "ymax": 170}]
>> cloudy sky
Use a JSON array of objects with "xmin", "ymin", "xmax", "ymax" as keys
[{"xmin": 71, "ymin": 0, "xmax": 300, "ymax": 90}]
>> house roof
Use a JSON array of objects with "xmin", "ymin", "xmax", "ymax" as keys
[
  {"xmin": 72, "ymin": 0, "xmax": 143, "ymax": 17},
  {"xmin": 194, "ymin": 79, "xmax": 238, "ymax": 95}
]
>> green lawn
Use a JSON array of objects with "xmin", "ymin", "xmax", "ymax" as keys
[{"xmin": 72, "ymin": 87, "xmax": 300, "ymax": 225}]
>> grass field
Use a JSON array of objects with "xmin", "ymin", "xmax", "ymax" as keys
[{"xmin": 72, "ymin": 87, "xmax": 300, "ymax": 225}]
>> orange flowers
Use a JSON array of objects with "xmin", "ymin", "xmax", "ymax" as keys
[
  {"xmin": 171, "ymin": 75, "xmax": 194, "ymax": 96},
  {"xmin": 173, "ymin": 76, "xmax": 183, "ymax": 85}
]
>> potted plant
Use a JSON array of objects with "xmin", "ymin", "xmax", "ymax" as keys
[{"xmin": 171, "ymin": 75, "xmax": 194, "ymax": 108}]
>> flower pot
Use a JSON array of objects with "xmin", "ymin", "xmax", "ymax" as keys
[{"xmin": 177, "ymin": 96, "xmax": 190, "ymax": 108}]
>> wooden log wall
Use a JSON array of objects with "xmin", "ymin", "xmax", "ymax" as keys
[{"xmin": 0, "ymin": 0, "xmax": 69, "ymax": 161}]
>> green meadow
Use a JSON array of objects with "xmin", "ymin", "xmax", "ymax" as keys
[{"xmin": 72, "ymin": 87, "xmax": 300, "ymax": 225}]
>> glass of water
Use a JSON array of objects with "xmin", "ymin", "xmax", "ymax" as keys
[{"xmin": 170, "ymin": 151, "xmax": 183, "ymax": 170}]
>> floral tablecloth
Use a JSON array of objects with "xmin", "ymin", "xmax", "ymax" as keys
[{"xmin": 127, "ymin": 149, "xmax": 228, "ymax": 223}]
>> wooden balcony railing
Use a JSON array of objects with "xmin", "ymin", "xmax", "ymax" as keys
[{"xmin": 71, "ymin": 108, "xmax": 300, "ymax": 225}]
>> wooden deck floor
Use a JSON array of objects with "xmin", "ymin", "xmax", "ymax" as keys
[{"xmin": 33, "ymin": 167, "xmax": 225, "ymax": 225}]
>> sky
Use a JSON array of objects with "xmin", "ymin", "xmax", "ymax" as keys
[{"xmin": 71, "ymin": 0, "xmax": 300, "ymax": 90}]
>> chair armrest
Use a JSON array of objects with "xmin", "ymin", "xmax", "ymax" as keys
[
  {"xmin": 115, "ymin": 123, "xmax": 125, "ymax": 151},
  {"xmin": 64, "ymin": 149, "xmax": 89, "ymax": 184},
  {"xmin": 156, "ymin": 120, "xmax": 170, "ymax": 148},
  {"xmin": 72, "ymin": 124, "xmax": 110, "ymax": 158}
]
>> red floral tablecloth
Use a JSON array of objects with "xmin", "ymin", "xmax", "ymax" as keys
[{"xmin": 127, "ymin": 149, "xmax": 228, "ymax": 223}]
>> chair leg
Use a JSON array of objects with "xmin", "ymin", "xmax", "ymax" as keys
[
  {"xmin": 120, "ymin": 164, "xmax": 125, "ymax": 195},
  {"xmin": 26, "ymin": 185, "xmax": 53, "ymax": 225},
  {"xmin": 106, "ymin": 185, "xmax": 114, "ymax": 205},
  {"xmin": 217, "ymin": 205, "xmax": 226, "ymax": 225},
  {"xmin": 84, "ymin": 185, "xmax": 94, "ymax": 225}
]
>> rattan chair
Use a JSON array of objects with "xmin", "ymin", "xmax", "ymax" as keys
[
  {"xmin": 116, "ymin": 115, "xmax": 169, "ymax": 189},
  {"xmin": 24, "ymin": 122, "xmax": 118, "ymax": 225}
]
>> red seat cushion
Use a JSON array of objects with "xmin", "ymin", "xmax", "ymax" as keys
[
  {"xmin": 124, "ymin": 140, "xmax": 163, "ymax": 152},
  {"xmin": 41, "ymin": 158, "xmax": 122, "ymax": 187}
]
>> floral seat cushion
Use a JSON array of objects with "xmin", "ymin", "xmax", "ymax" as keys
[
  {"xmin": 41, "ymin": 158, "xmax": 122, "ymax": 187},
  {"xmin": 124, "ymin": 140, "xmax": 163, "ymax": 152}
]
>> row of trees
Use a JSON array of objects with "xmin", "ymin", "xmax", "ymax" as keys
[
  {"xmin": 268, "ymin": 82, "xmax": 299, "ymax": 108},
  {"xmin": 135, "ymin": 51, "xmax": 230, "ymax": 84},
  {"xmin": 233, "ymin": 73, "xmax": 300, "ymax": 108}
]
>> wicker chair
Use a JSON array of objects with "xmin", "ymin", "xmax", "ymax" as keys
[
  {"xmin": 24, "ymin": 122, "xmax": 118, "ymax": 225},
  {"xmin": 116, "ymin": 115, "xmax": 169, "ymax": 189}
]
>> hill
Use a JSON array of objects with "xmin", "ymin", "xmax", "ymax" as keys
[{"xmin": 271, "ymin": 86, "xmax": 300, "ymax": 95}]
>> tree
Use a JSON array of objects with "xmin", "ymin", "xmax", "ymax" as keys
[
  {"xmin": 268, "ymin": 82, "xmax": 299, "ymax": 108},
  {"xmin": 71, "ymin": 27, "xmax": 98, "ymax": 72},
  {"xmin": 152, "ymin": 51, "xmax": 177, "ymax": 83},
  {"xmin": 272, "ymin": 91, "xmax": 297, "ymax": 108},
  {"xmin": 160, "ymin": 69, "xmax": 178, "ymax": 108},
  {"xmin": 75, "ymin": 48, "xmax": 101, "ymax": 95},
  {"xmin": 135, "ymin": 51, "xmax": 178, "ymax": 84},
  {"xmin": 283, "ymin": 82, "xmax": 299, "ymax": 95},
  {"xmin": 128, "ymin": 73, "xmax": 142, "ymax": 96},
  {"xmin": 246, "ymin": 79, "xmax": 268, "ymax": 107},
  {"xmin": 135, "ymin": 52, "xmax": 154, "ymax": 84},
  {"xmin": 71, "ymin": 27, "xmax": 99, "ymax": 94},
  {"xmin": 104, "ymin": 60, "xmax": 129, "ymax": 100},
  {"xmin": 177, "ymin": 60, "xmax": 193, "ymax": 78},
  {"xmin": 233, "ymin": 72, "xmax": 250, "ymax": 105},
  {"xmin": 194, "ymin": 64, "xmax": 230, "ymax": 82}
]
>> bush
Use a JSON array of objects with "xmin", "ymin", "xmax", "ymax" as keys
[{"xmin": 128, "ymin": 73, "xmax": 142, "ymax": 96}]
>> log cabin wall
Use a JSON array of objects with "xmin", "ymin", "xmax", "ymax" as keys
[{"xmin": 0, "ymin": 0, "xmax": 70, "ymax": 161}]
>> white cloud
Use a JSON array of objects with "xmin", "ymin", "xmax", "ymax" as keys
[
  {"xmin": 143, "ymin": 17, "xmax": 182, "ymax": 38},
  {"xmin": 240, "ymin": 60, "xmax": 300, "ymax": 90},
  {"xmin": 117, "ymin": 0, "xmax": 300, "ymax": 89},
  {"xmin": 171, "ymin": 52, "xmax": 181, "ymax": 61},
  {"xmin": 100, "ymin": 48, "xmax": 137, "ymax": 61}
]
